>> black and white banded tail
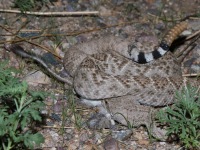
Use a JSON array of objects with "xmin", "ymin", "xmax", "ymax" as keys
[{"xmin": 129, "ymin": 21, "xmax": 188, "ymax": 64}]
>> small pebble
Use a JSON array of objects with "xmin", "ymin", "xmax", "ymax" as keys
[
  {"xmin": 103, "ymin": 137, "xmax": 119, "ymax": 150},
  {"xmin": 138, "ymin": 139, "xmax": 150, "ymax": 146}
]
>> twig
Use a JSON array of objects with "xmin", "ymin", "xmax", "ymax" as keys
[
  {"xmin": 42, "ymin": 125, "xmax": 75, "ymax": 129},
  {"xmin": 185, "ymin": 30, "xmax": 200, "ymax": 40},
  {"xmin": 0, "ymin": 24, "xmax": 62, "ymax": 59},
  {"xmin": 0, "ymin": 20, "xmax": 138, "ymax": 45},
  {"xmin": 148, "ymin": 13, "xmax": 200, "ymax": 22},
  {"xmin": 182, "ymin": 73, "xmax": 200, "ymax": 77},
  {"xmin": 176, "ymin": 33, "xmax": 200, "ymax": 63},
  {"xmin": 0, "ymin": 9, "xmax": 99, "ymax": 16},
  {"xmin": 147, "ymin": 13, "xmax": 182, "ymax": 22}
]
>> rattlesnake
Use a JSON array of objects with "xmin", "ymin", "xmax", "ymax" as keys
[
  {"xmin": 7, "ymin": 21, "xmax": 199, "ymax": 139},
  {"xmin": 62, "ymin": 21, "xmax": 191, "ymax": 106}
]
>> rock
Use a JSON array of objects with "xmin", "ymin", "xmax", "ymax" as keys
[
  {"xmin": 50, "ymin": 113, "xmax": 61, "ymax": 122},
  {"xmin": 138, "ymin": 139, "xmax": 150, "ymax": 146},
  {"xmin": 112, "ymin": 129, "xmax": 133, "ymax": 141},
  {"xmin": 24, "ymin": 71, "xmax": 51, "ymax": 86},
  {"xmin": 87, "ymin": 113, "xmax": 112, "ymax": 129},
  {"xmin": 67, "ymin": 0, "xmax": 79, "ymax": 4},
  {"xmin": 79, "ymin": 132, "xmax": 89, "ymax": 143},
  {"xmin": 112, "ymin": 0, "xmax": 124, "ymax": 6},
  {"xmin": 52, "ymin": 100, "xmax": 67, "ymax": 113},
  {"xmin": 103, "ymin": 136, "xmax": 119, "ymax": 150},
  {"xmin": 99, "ymin": 6, "xmax": 112, "ymax": 16}
]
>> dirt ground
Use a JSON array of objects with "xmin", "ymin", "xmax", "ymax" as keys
[{"xmin": 0, "ymin": 0, "xmax": 200, "ymax": 149}]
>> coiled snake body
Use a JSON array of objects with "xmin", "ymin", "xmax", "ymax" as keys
[{"xmin": 8, "ymin": 21, "xmax": 198, "ymax": 139}]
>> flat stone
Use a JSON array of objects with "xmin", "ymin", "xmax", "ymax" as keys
[
  {"xmin": 24, "ymin": 71, "xmax": 51, "ymax": 86},
  {"xmin": 112, "ymin": 129, "xmax": 133, "ymax": 141}
]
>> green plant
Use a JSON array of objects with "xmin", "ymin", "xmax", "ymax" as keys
[
  {"xmin": 14, "ymin": 0, "xmax": 48, "ymax": 12},
  {"xmin": 156, "ymin": 85, "xmax": 200, "ymax": 149},
  {"xmin": 0, "ymin": 61, "xmax": 47, "ymax": 150},
  {"xmin": 67, "ymin": 89, "xmax": 83, "ymax": 130}
]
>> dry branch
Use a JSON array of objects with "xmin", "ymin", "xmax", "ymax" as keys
[
  {"xmin": 0, "ymin": 9, "xmax": 99, "ymax": 16},
  {"xmin": 182, "ymin": 73, "xmax": 200, "ymax": 77}
]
